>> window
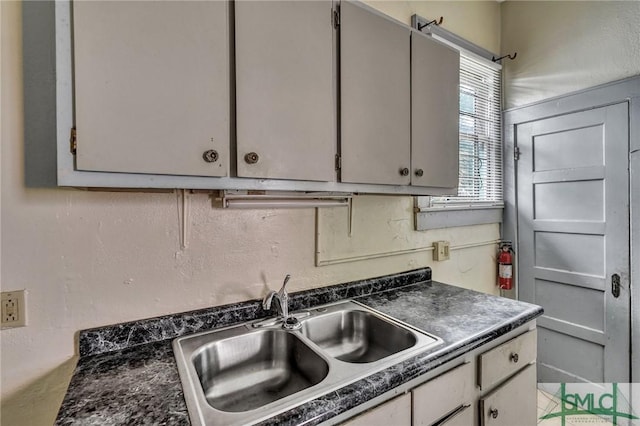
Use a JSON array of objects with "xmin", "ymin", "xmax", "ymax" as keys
[
  {"xmin": 430, "ymin": 53, "xmax": 503, "ymax": 209},
  {"xmin": 413, "ymin": 28, "xmax": 503, "ymax": 230}
]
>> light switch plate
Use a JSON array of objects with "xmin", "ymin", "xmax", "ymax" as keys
[
  {"xmin": 432, "ymin": 241, "xmax": 450, "ymax": 261},
  {"xmin": 1, "ymin": 290, "xmax": 27, "ymax": 328}
]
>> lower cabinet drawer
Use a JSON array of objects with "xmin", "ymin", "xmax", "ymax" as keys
[
  {"xmin": 342, "ymin": 393, "xmax": 411, "ymax": 426},
  {"xmin": 479, "ymin": 363, "xmax": 537, "ymax": 426},
  {"xmin": 478, "ymin": 329, "xmax": 537, "ymax": 390},
  {"xmin": 413, "ymin": 362, "xmax": 475, "ymax": 425}
]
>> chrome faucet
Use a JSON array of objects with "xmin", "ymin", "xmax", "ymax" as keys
[{"xmin": 262, "ymin": 274, "xmax": 301, "ymax": 329}]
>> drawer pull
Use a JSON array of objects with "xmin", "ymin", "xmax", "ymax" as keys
[
  {"xmin": 432, "ymin": 404, "xmax": 470, "ymax": 426},
  {"xmin": 510, "ymin": 353, "xmax": 519, "ymax": 363},
  {"xmin": 489, "ymin": 408, "xmax": 499, "ymax": 419}
]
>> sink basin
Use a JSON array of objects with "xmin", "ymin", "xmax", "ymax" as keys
[
  {"xmin": 193, "ymin": 329, "xmax": 328, "ymax": 412},
  {"xmin": 300, "ymin": 310, "xmax": 416, "ymax": 363},
  {"xmin": 173, "ymin": 300, "xmax": 442, "ymax": 426}
]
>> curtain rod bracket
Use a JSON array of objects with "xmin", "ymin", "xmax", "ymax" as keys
[
  {"xmin": 492, "ymin": 52, "xmax": 518, "ymax": 62},
  {"xmin": 418, "ymin": 16, "xmax": 443, "ymax": 31}
]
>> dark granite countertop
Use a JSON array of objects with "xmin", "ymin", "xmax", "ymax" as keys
[{"xmin": 55, "ymin": 268, "xmax": 543, "ymax": 426}]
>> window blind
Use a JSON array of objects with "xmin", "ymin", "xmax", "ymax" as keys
[{"xmin": 430, "ymin": 53, "xmax": 503, "ymax": 208}]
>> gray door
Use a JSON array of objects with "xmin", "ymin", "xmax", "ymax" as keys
[{"xmin": 516, "ymin": 102, "xmax": 630, "ymax": 383}]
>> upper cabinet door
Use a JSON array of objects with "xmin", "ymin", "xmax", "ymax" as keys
[
  {"xmin": 411, "ymin": 32, "xmax": 460, "ymax": 188},
  {"xmin": 73, "ymin": 1, "xmax": 230, "ymax": 177},
  {"xmin": 340, "ymin": 2, "xmax": 411, "ymax": 185},
  {"xmin": 235, "ymin": 1, "xmax": 337, "ymax": 182}
]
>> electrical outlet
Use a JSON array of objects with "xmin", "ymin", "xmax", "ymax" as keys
[
  {"xmin": 1, "ymin": 290, "xmax": 27, "ymax": 328},
  {"xmin": 432, "ymin": 241, "xmax": 450, "ymax": 261}
]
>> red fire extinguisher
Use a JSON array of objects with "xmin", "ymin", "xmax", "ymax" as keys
[{"xmin": 498, "ymin": 242, "xmax": 514, "ymax": 290}]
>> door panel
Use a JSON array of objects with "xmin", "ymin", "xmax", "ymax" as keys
[
  {"xmin": 533, "ymin": 232, "xmax": 604, "ymax": 276},
  {"xmin": 340, "ymin": 2, "xmax": 411, "ymax": 185},
  {"xmin": 534, "ymin": 279, "xmax": 604, "ymax": 331},
  {"xmin": 534, "ymin": 180, "xmax": 603, "ymax": 221},
  {"xmin": 73, "ymin": 1, "xmax": 230, "ymax": 177},
  {"xmin": 516, "ymin": 103, "xmax": 630, "ymax": 383},
  {"xmin": 235, "ymin": 1, "xmax": 336, "ymax": 181},
  {"xmin": 532, "ymin": 125, "xmax": 604, "ymax": 171},
  {"xmin": 537, "ymin": 327, "xmax": 604, "ymax": 383}
]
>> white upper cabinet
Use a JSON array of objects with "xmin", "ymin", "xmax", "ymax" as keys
[
  {"xmin": 73, "ymin": 1, "xmax": 230, "ymax": 177},
  {"xmin": 340, "ymin": 1, "xmax": 412, "ymax": 186},
  {"xmin": 235, "ymin": 1, "xmax": 337, "ymax": 182},
  {"xmin": 411, "ymin": 32, "xmax": 460, "ymax": 188},
  {"xmin": 42, "ymin": 1, "xmax": 459, "ymax": 194}
]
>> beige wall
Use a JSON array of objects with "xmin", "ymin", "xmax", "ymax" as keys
[
  {"xmin": 366, "ymin": 0, "xmax": 501, "ymax": 53},
  {"xmin": 502, "ymin": 1, "xmax": 640, "ymax": 109},
  {"xmin": 0, "ymin": 2, "xmax": 501, "ymax": 424}
]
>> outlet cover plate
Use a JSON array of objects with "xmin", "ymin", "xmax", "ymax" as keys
[
  {"xmin": 1, "ymin": 290, "xmax": 27, "ymax": 328},
  {"xmin": 432, "ymin": 241, "xmax": 450, "ymax": 261}
]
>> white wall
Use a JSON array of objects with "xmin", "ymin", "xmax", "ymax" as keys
[
  {"xmin": 0, "ymin": 2, "xmax": 501, "ymax": 424},
  {"xmin": 501, "ymin": 1, "xmax": 640, "ymax": 109}
]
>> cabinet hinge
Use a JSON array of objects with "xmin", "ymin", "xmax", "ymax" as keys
[
  {"xmin": 514, "ymin": 146, "xmax": 520, "ymax": 161},
  {"xmin": 70, "ymin": 127, "xmax": 77, "ymax": 155},
  {"xmin": 335, "ymin": 154, "xmax": 342, "ymax": 171},
  {"xmin": 333, "ymin": 8, "xmax": 340, "ymax": 29}
]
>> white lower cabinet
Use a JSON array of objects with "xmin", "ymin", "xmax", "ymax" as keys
[
  {"xmin": 478, "ymin": 329, "xmax": 537, "ymax": 391},
  {"xmin": 413, "ymin": 362, "xmax": 475, "ymax": 425},
  {"xmin": 338, "ymin": 327, "xmax": 538, "ymax": 426},
  {"xmin": 343, "ymin": 393, "xmax": 412, "ymax": 426},
  {"xmin": 479, "ymin": 364, "xmax": 537, "ymax": 426}
]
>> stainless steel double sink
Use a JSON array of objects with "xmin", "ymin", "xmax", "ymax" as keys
[{"xmin": 173, "ymin": 300, "xmax": 442, "ymax": 426}]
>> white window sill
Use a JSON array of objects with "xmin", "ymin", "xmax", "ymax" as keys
[{"xmin": 415, "ymin": 206, "xmax": 503, "ymax": 230}]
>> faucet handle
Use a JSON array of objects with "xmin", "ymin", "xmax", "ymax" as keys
[{"xmin": 279, "ymin": 274, "xmax": 291, "ymax": 294}]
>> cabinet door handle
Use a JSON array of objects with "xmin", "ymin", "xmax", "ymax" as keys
[
  {"xmin": 415, "ymin": 168, "xmax": 424, "ymax": 177},
  {"xmin": 510, "ymin": 352, "xmax": 519, "ymax": 363},
  {"xmin": 245, "ymin": 152, "xmax": 259, "ymax": 164},
  {"xmin": 399, "ymin": 167, "xmax": 409, "ymax": 176},
  {"xmin": 489, "ymin": 408, "xmax": 499, "ymax": 419},
  {"xmin": 202, "ymin": 149, "xmax": 219, "ymax": 163}
]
